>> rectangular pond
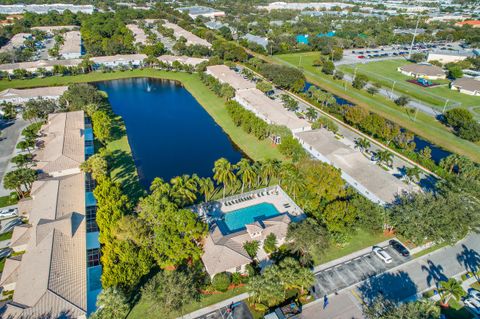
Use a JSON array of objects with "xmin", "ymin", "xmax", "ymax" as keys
[{"xmin": 95, "ymin": 77, "xmax": 243, "ymax": 188}]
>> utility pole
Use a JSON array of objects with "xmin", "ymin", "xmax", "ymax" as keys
[
  {"xmin": 408, "ymin": 15, "xmax": 421, "ymax": 59},
  {"xmin": 443, "ymin": 99, "xmax": 449, "ymax": 113},
  {"xmin": 353, "ymin": 66, "xmax": 358, "ymax": 79},
  {"xmin": 390, "ymin": 80, "xmax": 396, "ymax": 98}
]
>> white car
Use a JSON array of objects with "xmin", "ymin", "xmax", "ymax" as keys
[
  {"xmin": 0, "ymin": 208, "xmax": 18, "ymax": 219},
  {"xmin": 464, "ymin": 298, "xmax": 480, "ymax": 315},
  {"xmin": 468, "ymin": 289, "xmax": 480, "ymax": 302},
  {"xmin": 373, "ymin": 247, "xmax": 393, "ymax": 264}
]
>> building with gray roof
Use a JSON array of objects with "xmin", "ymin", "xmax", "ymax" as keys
[{"xmin": 177, "ymin": 6, "xmax": 225, "ymax": 19}]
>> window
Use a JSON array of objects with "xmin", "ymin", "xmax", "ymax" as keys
[
  {"xmin": 87, "ymin": 248, "xmax": 101, "ymax": 267},
  {"xmin": 235, "ymin": 266, "xmax": 242, "ymax": 272},
  {"xmin": 85, "ymin": 140, "xmax": 94, "ymax": 147},
  {"xmin": 86, "ymin": 206, "xmax": 99, "ymax": 232},
  {"xmin": 85, "ymin": 174, "xmax": 96, "ymax": 192}
]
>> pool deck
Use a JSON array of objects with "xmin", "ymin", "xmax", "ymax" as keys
[{"xmin": 196, "ymin": 185, "xmax": 304, "ymax": 225}]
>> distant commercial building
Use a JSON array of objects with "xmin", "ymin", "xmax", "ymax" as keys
[
  {"xmin": 0, "ymin": 4, "xmax": 94, "ymax": 14},
  {"xmin": 59, "ymin": 30, "xmax": 82, "ymax": 59},
  {"xmin": 455, "ymin": 20, "xmax": 480, "ymax": 28},
  {"xmin": 0, "ymin": 111, "xmax": 101, "ymax": 318},
  {"xmin": 0, "ymin": 86, "xmax": 68, "ymax": 104},
  {"xmin": 0, "ymin": 32, "xmax": 31, "ymax": 53},
  {"xmin": 427, "ymin": 51, "xmax": 475, "ymax": 64},
  {"xmin": 258, "ymin": 2, "xmax": 354, "ymax": 11},
  {"xmin": 177, "ymin": 6, "xmax": 225, "ymax": 19},
  {"xmin": 451, "ymin": 78, "xmax": 480, "ymax": 96},
  {"xmin": 426, "ymin": 14, "xmax": 469, "ymax": 23},
  {"xmin": 243, "ymin": 33, "xmax": 268, "ymax": 49},
  {"xmin": 296, "ymin": 129, "xmax": 410, "ymax": 205},
  {"xmin": 398, "ymin": 64, "xmax": 446, "ymax": 80},
  {"xmin": 393, "ymin": 28, "xmax": 426, "ymax": 35},
  {"xmin": 163, "ymin": 21, "xmax": 212, "ymax": 48}
]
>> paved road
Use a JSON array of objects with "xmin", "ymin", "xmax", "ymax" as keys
[
  {"xmin": 193, "ymin": 302, "xmax": 253, "ymax": 319},
  {"xmin": 0, "ymin": 118, "xmax": 29, "ymax": 196},
  {"xmin": 301, "ymin": 232, "xmax": 480, "ymax": 319}
]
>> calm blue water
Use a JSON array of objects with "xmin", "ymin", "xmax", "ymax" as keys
[
  {"xmin": 218, "ymin": 202, "xmax": 281, "ymax": 234},
  {"xmin": 95, "ymin": 78, "xmax": 243, "ymax": 188}
]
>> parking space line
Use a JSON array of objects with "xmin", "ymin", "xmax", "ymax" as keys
[{"xmin": 362, "ymin": 256, "xmax": 378, "ymax": 272}]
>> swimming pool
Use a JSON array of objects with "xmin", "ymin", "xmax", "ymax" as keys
[{"xmin": 218, "ymin": 202, "xmax": 281, "ymax": 234}]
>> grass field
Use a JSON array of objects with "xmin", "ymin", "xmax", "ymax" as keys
[
  {"xmin": 273, "ymin": 52, "xmax": 480, "ymax": 162},
  {"xmin": 338, "ymin": 60, "xmax": 480, "ymax": 115},
  {"xmin": 0, "ymin": 195, "xmax": 17, "ymax": 208}
]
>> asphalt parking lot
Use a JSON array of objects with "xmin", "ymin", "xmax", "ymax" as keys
[
  {"xmin": 194, "ymin": 301, "xmax": 253, "ymax": 319},
  {"xmin": 312, "ymin": 245, "xmax": 410, "ymax": 299}
]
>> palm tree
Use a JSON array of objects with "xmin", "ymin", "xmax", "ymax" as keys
[
  {"xmin": 354, "ymin": 137, "xmax": 371, "ymax": 154},
  {"xmin": 235, "ymin": 159, "xmax": 256, "ymax": 193},
  {"xmin": 305, "ymin": 107, "xmax": 318, "ymax": 122},
  {"xmin": 198, "ymin": 177, "xmax": 214, "ymax": 203},
  {"xmin": 170, "ymin": 174, "xmax": 198, "ymax": 205},
  {"xmin": 375, "ymin": 150, "xmax": 394, "ymax": 167},
  {"xmin": 405, "ymin": 166, "xmax": 421, "ymax": 184},
  {"xmin": 438, "ymin": 278, "xmax": 465, "ymax": 306},
  {"xmin": 282, "ymin": 169, "xmax": 305, "ymax": 200},
  {"xmin": 213, "ymin": 158, "xmax": 236, "ymax": 198},
  {"xmin": 261, "ymin": 159, "xmax": 278, "ymax": 186}
]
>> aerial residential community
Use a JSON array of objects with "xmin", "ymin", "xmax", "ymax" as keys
[{"xmin": 0, "ymin": 1, "xmax": 478, "ymax": 319}]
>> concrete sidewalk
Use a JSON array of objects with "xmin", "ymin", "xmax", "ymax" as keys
[{"xmin": 178, "ymin": 293, "xmax": 249, "ymax": 319}]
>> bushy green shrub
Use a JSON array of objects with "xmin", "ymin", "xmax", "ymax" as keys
[{"xmin": 212, "ymin": 272, "xmax": 231, "ymax": 292}]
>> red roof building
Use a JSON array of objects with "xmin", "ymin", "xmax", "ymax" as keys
[{"xmin": 455, "ymin": 20, "xmax": 480, "ymax": 28}]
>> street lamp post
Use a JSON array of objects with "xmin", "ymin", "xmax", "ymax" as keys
[
  {"xmin": 390, "ymin": 81, "xmax": 396, "ymax": 98},
  {"xmin": 443, "ymin": 99, "xmax": 449, "ymax": 113}
]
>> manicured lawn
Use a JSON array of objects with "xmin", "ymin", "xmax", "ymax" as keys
[
  {"xmin": 313, "ymin": 229, "xmax": 393, "ymax": 265},
  {"xmin": 339, "ymin": 60, "xmax": 480, "ymax": 115},
  {"xmin": 273, "ymin": 52, "xmax": 480, "ymax": 162},
  {"xmin": 0, "ymin": 69, "xmax": 284, "ymax": 163},
  {"xmin": 0, "ymin": 257, "xmax": 5, "ymax": 272},
  {"xmin": 0, "ymin": 195, "xmax": 18, "ymax": 208},
  {"xmin": 0, "ymin": 231, "xmax": 13, "ymax": 242},
  {"xmin": 127, "ymin": 286, "xmax": 247, "ymax": 319}
]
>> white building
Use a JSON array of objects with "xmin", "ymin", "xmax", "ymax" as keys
[
  {"xmin": 0, "ymin": 4, "xmax": 94, "ymax": 14},
  {"xmin": 91, "ymin": 54, "xmax": 147, "ymax": 68},
  {"xmin": 451, "ymin": 78, "xmax": 480, "ymax": 96},
  {"xmin": 427, "ymin": 51, "xmax": 475, "ymax": 64},
  {"xmin": 177, "ymin": 6, "xmax": 225, "ymax": 19},
  {"xmin": 0, "ymin": 86, "xmax": 68, "ymax": 104},
  {"xmin": 258, "ymin": 2, "xmax": 354, "ymax": 11}
]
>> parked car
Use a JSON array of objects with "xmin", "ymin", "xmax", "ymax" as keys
[
  {"xmin": 464, "ymin": 298, "xmax": 480, "ymax": 315},
  {"xmin": 0, "ymin": 208, "xmax": 17, "ymax": 219},
  {"xmin": 468, "ymin": 289, "xmax": 480, "ymax": 302},
  {"xmin": 358, "ymin": 55, "xmax": 365, "ymax": 59},
  {"xmin": 389, "ymin": 240, "xmax": 410, "ymax": 257},
  {"xmin": 373, "ymin": 247, "xmax": 393, "ymax": 263}
]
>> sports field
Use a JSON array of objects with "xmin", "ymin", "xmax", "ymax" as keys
[
  {"xmin": 272, "ymin": 52, "xmax": 480, "ymax": 162},
  {"xmin": 339, "ymin": 59, "xmax": 480, "ymax": 116}
]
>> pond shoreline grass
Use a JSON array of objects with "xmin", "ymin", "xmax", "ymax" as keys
[{"xmin": 271, "ymin": 52, "xmax": 480, "ymax": 163}]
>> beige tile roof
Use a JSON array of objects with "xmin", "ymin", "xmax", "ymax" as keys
[
  {"xmin": 206, "ymin": 65, "xmax": 256, "ymax": 90},
  {"xmin": 0, "ymin": 86, "xmax": 68, "ymax": 102},
  {"xmin": 9, "ymin": 224, "xmax": 31, "ymax": 248},
  {"xmin": 399, "ymin": 64, "xmax": 446, "ymax": 77},
  {"xmin": 31, "ymin": 25, "xmax": 77, "ymax": 33},
  {"xmin": 0, "ymin": 58, "xmax": 82, "ymax": 73},
  {"xmin": 59, "ymin": 31, "xmax": 82, "ymax": 56},
  {"xmin": 0, "ymin": 255, "xmax": 22, "ymax": 287},
  {"xmin": 91, "ymin": 54, "xmax": 147, "ymax": 64},
  {"xmin": 35, "ymin": 111, "xmax": 85, "ymax": 175},
  {"xmin": 163, "ymin": 21, "xmax": 212, "ymax": 47},
  {"xmin": 452, "ymin": 77, "xmax": 480, "ymax": 93},
  {"xmin": 3, "ymin": 173, "xmax": 87, "ymax": 318},
  {"xmin": 202, "ymin": 214, "xmax": 291, "ymax": 276},
  {"xmin": 0, "ymin": 32, "xmax": 31, "ymax": 52},
  {"xmin": 235, "ymin": 88, "xmax": 310, "ymax": 132},
  {"xmin": 159, "ymin": 54, "xmax": 207, "ymax": 66},
  {"xmin": 296, "ymin": 129, "xmax": 409, "ymax": 203},
  {"xmin": 127, "ymin": 24, "xmax": 148, "ymax": 45}
]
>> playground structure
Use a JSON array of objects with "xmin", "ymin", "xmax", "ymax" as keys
[{"xmin": 407, "ymin": 77, "xmax": 439, "ymax": 88}]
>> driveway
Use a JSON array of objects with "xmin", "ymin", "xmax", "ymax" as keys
[
  {"xmin": 312, "ymin": 244, "xmax": 410, "ymax": 299},
  {"xmin": 0, "ymin": 117, "xmax": 29, "ymax": 196},
  {"xmin": 193, "ymin": 301, "xmax": 253, "ymax": 319}
]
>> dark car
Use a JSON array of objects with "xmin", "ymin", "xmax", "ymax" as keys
[{"xmin": 390, "ymin": 240, "xmax": 410, "ymax": 257}]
